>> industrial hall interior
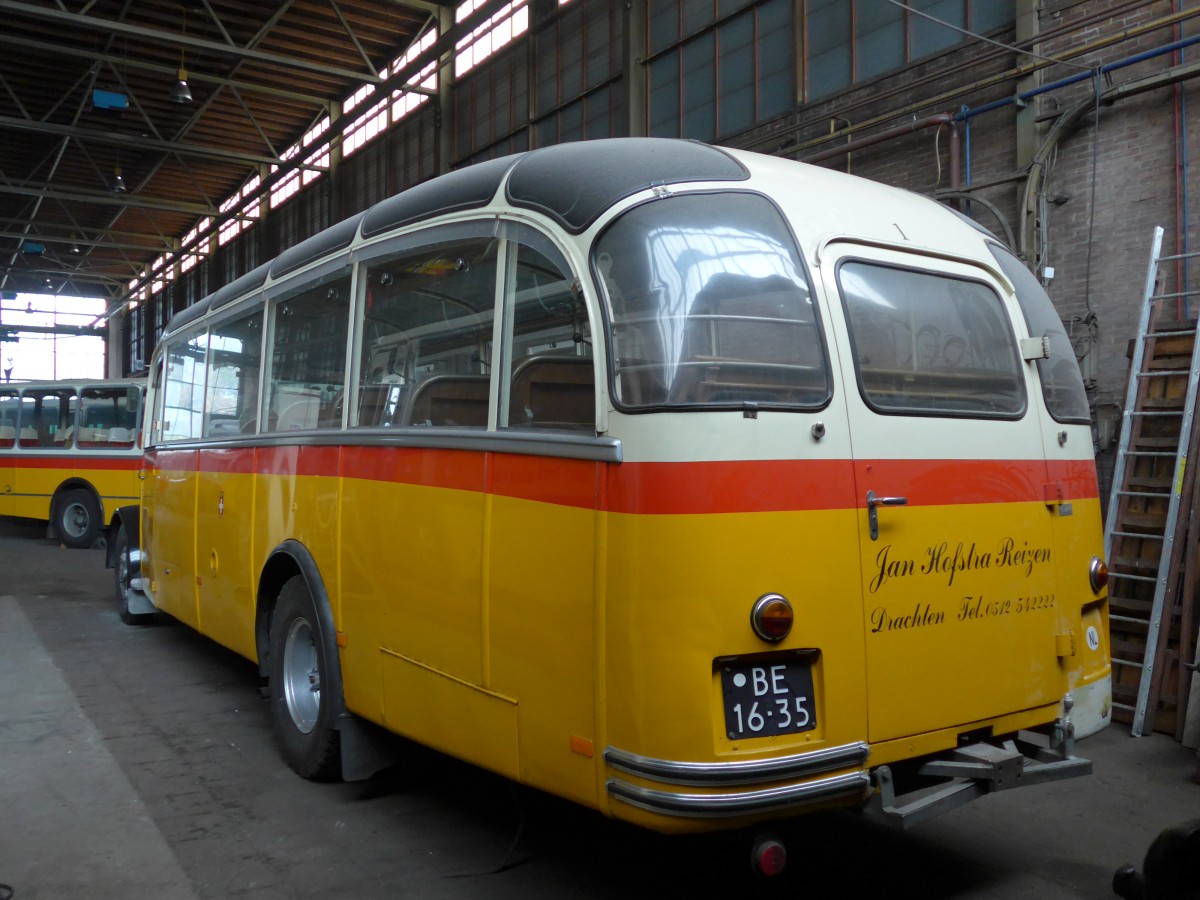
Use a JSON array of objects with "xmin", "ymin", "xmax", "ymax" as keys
[{"xmin": 2, "ymin": 1, "xmax": 1200, "ymax": 898}]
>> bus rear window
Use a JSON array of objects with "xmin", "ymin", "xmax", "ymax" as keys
[
  {"xmin": 989, "ymin": 243, "xmax": 1090, "ymax": 424},
  {"xmin": 838, "ymin": 261, "xmax": 1025, "ymax": 418},
  {"xmin": 594, "ymin": 192, "xmax": 830, "ymax": 410}
]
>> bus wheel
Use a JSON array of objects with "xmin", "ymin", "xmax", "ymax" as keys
[
  {"xmin": 113, "ymin": 524, "xmax": 152, "ymax": 626},
  {"xmin": 269, "ymin": 577, "xmax": 341, "ymax": 781},
  {"xmin": 57, "ymin": 489, "xmax": 100, "ymax": 549}
]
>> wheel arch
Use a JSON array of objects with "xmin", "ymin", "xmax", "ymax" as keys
[
  {"xmin": 105, "ymin": 504, "xmax": 140, "ymax": 570},
  {"xmin": 255, "ymin": 540, "xmax": 347, "ymax": 722},
  {"xmin": 257, "ymin": 539, "xmax": 395, "ymax": 781}
]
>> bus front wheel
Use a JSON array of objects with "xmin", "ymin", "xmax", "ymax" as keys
[
  {"xmin": 269, "ymin": 577, "xmax": 341, "ymax": 781},
  {"xmin": 57, "ymin": 488, "xmax": 100, "ymax": 549}
]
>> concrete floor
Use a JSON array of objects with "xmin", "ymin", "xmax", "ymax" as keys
[{"xmin": 0, "ymin": 515, "xmax": 1197, "ymax": 900}]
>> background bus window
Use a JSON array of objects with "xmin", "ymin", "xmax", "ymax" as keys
[
  {"xmin": 500, "ymin": 237, "xmax": 594, "ymax": 430},
  {"xmin": 0, "ymin": 389, "xmax": 17, "ymax": 447},
  {"xmin": 79, "ymin": 386, "xmax": 142, "ymax": 448},
  {"xmin": 267, "ymin": 272, "xmax": 351, "ymax": 432},
  {"xmin": 357, "ymin": 238, "xmax": 497, "ymax": 428},
  {"xmin": 205, "ymin": 308, "xmax": 264, "ymax": 437},
  {"xmin": 163, "ymin": 333, "xmax": 208, "ymax": 442},
  {"xmin": 18, "ymin": 388, "xmax": 77, "ymax": 448},
  {"xmin": 838, "ymin": 261, "xmax": 1025, "ymax": 417},
  {"xmin": 596, "ymin": 192, "xmax": 829, "ymax": 410}
]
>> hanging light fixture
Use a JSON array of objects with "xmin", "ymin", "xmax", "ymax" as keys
[
  {"xmin": 169, "ymin": 65, "xmax": 193, "ymax": 104},
  {"xmin": 111, "ymin": 165, "xmax": 127, "ymax": 193},
  {"xmin": 169, "ymin": 11, "xmax": 193, "ymax": 104}
]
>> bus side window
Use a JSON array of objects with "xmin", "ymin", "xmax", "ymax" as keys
[
  {"xmin": 0, "ymin": 389, "xmax": 17, "ymax": 448},
  {"xmin": 163, "ymin": 333, "xmax": 208, "ymax": 442},
  {"xmin": 79, "ymin": 386, "xmax": 141, "ymax": 447},
  {"xmin": 356, "ymin": 235, "xmax": 498, "ymax": 428},
  {"xmin": 19, "ymin": 389, "xmax": 77, "ymax": 448},
  {"xmin": 266, "ymin": 272, "xmax": 351, "ymax": 432},
  {"xmin": 500, "ymin": 236, "xmax": 594, "ymax": 431},
  {"xmin": 205, "ymin": 307, "xmax": 263, "ymax": 437}
]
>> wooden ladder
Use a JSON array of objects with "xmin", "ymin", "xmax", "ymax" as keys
[{"xmin": 1104, "ymin": 226, "xmax": 1200, "ymax": 736}]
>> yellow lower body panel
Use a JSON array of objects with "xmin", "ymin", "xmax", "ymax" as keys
[{"xmin": 380, "ymin": 648, "xmax": 519, "ymax": 780}]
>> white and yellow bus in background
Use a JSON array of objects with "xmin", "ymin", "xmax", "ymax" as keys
[
  {"xmin": 0, "ymin": 378, "xmax": 144, "ymax": 548},
  {"xmin": 107, "ymin": 138, "xmax": 1110, "ymax": 874}
]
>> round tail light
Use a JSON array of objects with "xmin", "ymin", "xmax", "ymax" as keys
[
  {"xmin": 751, "ymin": 593, "xmax": 793, "ymax": 642},
  {"xmin": 1089, "ymin": 556, "xmax": 1108, "ymax": 593}
]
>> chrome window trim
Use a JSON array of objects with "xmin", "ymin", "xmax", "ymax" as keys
[
  {"xmin": 606, "ymin": 770, "xmax": 870, "ymax": 818},
  {"xmin": 144, "ymin": 428, "xmax": 622, "ymax": 464},
  {"xmin": 603, "ymin": 741, "xmax": 869, "ymax": 787}
]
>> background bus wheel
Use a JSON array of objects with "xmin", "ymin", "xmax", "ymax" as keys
[
  {"xmin": 269, "ymin": 577, "xmax": 341, "ymax": 781},
  {"xmin": 56, "ymin": 489, "xmax": 100, "ymax": 549},
  {"xmin": 113, "ymin": 524, "xmax": 152, "ymax": 626}
]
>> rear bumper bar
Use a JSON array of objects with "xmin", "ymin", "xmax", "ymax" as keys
[
  {"xmin": 607, "ymin": 770, "xmax": 871, "ymax": 818},
  {"xmin": 604, "ymin": 728, "xmax": 1091, "ymax": 825},
  {"xmin": 604, "ymin": 741, "xmax": 872, "ymax": 818}
]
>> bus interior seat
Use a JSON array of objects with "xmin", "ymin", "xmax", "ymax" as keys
[
  {"xmin": 19, "ymin": 426, "xmax": 37, "ymax": 447},
  {"xmin": 613, "ymin": 359, "xmax": 666, "ymax": 406},
  {"xmin": 77, "ymin": 426, "xmax": 106, "ymax": 446},
  {"xmin": 275, "ymin": 396, "xmax": 320, "ymax": 431},
  {"xmin": 108, "ymin": 427, "xmax": 133, "ymax": 445},
  {"xmin": 0, "ymin": 424, "xmax": 14, "ymax": 447},
  {"xmin": 358, "ymin": 384, "xmax": 399, "ymax": 426},
  {"xmin": 55, "ymin": 426, "xmax": 74, "ymax": 447},
  {"xmin": 403, "ymin": 375, "xmax": 489, "ymax": 426},
  {"xmin": 509, "ymin": 356, "xmax": 594, "ymax": 428}
]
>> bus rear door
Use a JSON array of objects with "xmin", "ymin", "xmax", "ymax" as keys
[{"xmin": 821, "ymin": 244, "xmax": 1064, "ymax": 747}]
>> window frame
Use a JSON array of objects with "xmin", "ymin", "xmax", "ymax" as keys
[
  {"xmin": 835, "ymin": 255, "xmax": 1028, "ymax": 421},
  {"xmin": 262, "ymin": 259, "xmax": 356, "ymax": 434},
  {"xmin": 592, "ymin": 188, "xmax": 833, "ymax": 415}
]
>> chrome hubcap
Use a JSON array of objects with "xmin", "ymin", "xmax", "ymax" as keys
[
  {"xmin": 282, "ymin": 617, "xmax": 320, "ymax": 734},
  {"xmin": 63, "ymin": 502, "xmax": 89, "ymax": 538}
]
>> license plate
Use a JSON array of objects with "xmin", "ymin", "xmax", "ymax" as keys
[{"xmin": 720, "ymin": 655, "xmax": 817, "ymax": 740}]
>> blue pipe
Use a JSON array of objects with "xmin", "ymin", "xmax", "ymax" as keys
[
  {"xmin": 956, "ymin": 33, "xmax": 1200, "ymax": 122},
  {"xmin": 961, "ymin": 105, "xmax": 972, "ymax": 187}
]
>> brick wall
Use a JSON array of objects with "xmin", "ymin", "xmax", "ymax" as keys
[{"xmin": 734, "ymin": 0, "xmax": 1200, "ymax": 486}]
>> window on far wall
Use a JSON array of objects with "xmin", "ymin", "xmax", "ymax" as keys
[
  {"xmin": 806, "ymin": 0, "xmax": 1014, "ymax": 101},
  {"xmin": 647, "ymin": 0, "xmax": 792, "ymax": 142}
]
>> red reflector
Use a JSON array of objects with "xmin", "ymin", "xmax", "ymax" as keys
[
  {"xmin": 1090, "ymin": 556, "xmax": 1108, "ymax": 593},
  {"xmin": 752, "ymin": 838, "xmax": 787, "ymax": 877}
]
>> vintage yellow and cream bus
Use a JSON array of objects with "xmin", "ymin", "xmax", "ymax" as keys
[
  {"xmin": 0, "ymin": 378, "xmax": 144, "ymax": 548},
  {"xmin": 107, "ymin": 138, "xmax": 1110, "ymax": 872}
]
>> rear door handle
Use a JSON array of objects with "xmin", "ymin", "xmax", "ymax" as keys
[{"xmin": 866, "ymin": 490, "xmax": 908, "ymax": 541}]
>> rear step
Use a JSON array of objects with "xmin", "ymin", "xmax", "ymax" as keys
[{"xmin": 863, "ymin": 732, "xmax": 1091, "ymax": 829}]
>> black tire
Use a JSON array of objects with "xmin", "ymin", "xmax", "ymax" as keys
[
  {"xmin": 113, "ymin": 524, "xmax": 153, "ymax": 626},
  {"xmin": 269, "ymin": 576, "xmax": 342, "ymax": 781},
  {"xmin": 56, "ymin": 488, "xmax": 100, "ymax": 549}
]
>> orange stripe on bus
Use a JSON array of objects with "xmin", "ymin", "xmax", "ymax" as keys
[
  {"xmin": 605, "ymin": 459, "xmax": 855, "ymax": 514},
  {"xmin": 488, "ymin": 455, "xmax": 598, "ymax": 509},
  {"xmin": 141, "ymin": 446, "xmax": 1100, "ymax": 513},
  {"xmin": 7, "ymin": 455, "xmax": 140, "ymax": 471},
  {"xmin": 341, "ymin": 446, "xmax": 484, "ymax": 493},
  {"xmin": 852, "ymin": 458, "xmax": 1099, "ymax": 505}
]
